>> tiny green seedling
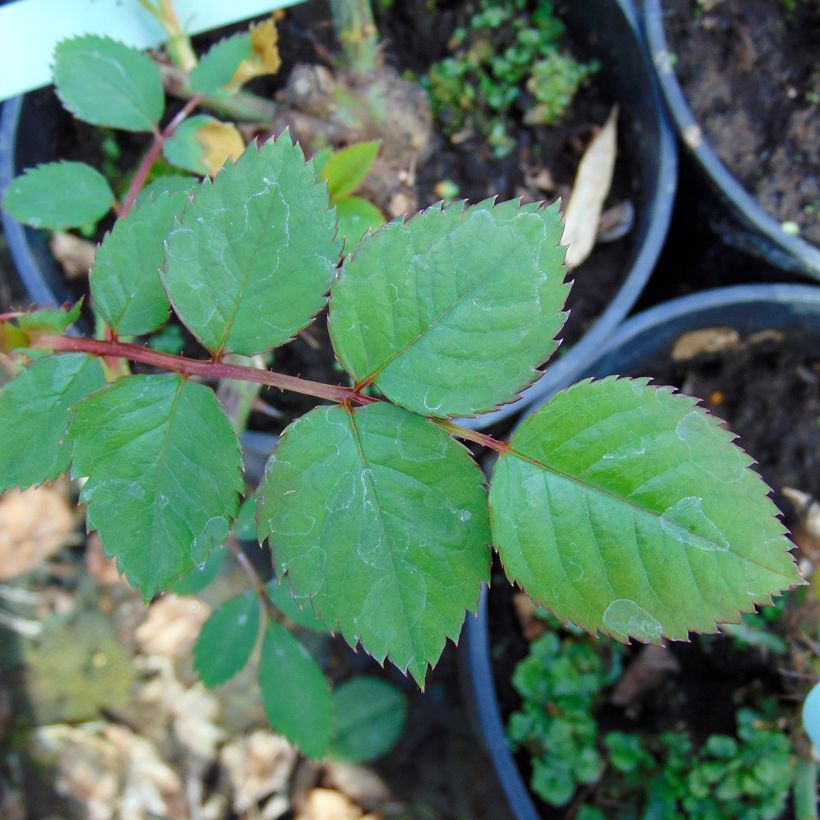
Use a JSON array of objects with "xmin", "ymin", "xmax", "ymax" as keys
[{"xmin": 0, "ymin": 26, "xmax": 802, "ymax": 760}]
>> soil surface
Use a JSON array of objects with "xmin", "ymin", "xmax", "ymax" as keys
[
  {"xmin": 664, "ymin": 0, "xmax": 820, "ymax": 245},
  {"xmin": 488, "ymin": 326, "xmax": 819, "ymax": 815}
]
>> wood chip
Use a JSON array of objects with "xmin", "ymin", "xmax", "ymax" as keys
[
  {"xmin": 135, "ymin": 594, "xmax": 211, "ymax": 658},
  {"xmin": 49, "ymin": 232, "xmax": 96, "ymax": 279},
  {"xmin": 561, "ymin": 106, "xmax": 618, "ymax": 269},
  {"xmin": 0, "ymin": 485, "xmax": 74, "ymax": 579}
]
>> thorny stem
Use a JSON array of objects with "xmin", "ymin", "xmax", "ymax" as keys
[
  {"xmin": 30, "ymin": 333, "xmax": 511, "ymax": 453},
  {"xmin": 35, "ymin": 334, "xmax": 378, "ymax": 406},
  {"xmin": 120, "ymin": 94, "xmax": 204, "ymax": 217}
]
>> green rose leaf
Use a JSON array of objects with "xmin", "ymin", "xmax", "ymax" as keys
[
  {"xmin": 3, "ymin": 162, "xmax": 114, "ymax": 230},
  {"xmin": 194, "ymin": 591, "xmax": 260, "ymax": 687},
  {"xmin": 336, "ymin": 196, "xmax": 385, "ymax": 245},
  {"xmin": 323, "ymin": 140, "xmax": 381, "ymax": 199},
  {"xmin": 490, "ymin": 377, "xmax": 801, "ymax": 642},
  {"xmin": 53, "ymin": 35, "xmax": 164, "ymax": 131},
  {"xmin": 257, "ymin": 402, "xmax": 490, "ymax": 685},
  {"xmin": 329, "ymin": 677, "xmax": 408, "ymax": 762},
  {"xmin": 70, "ymin": 374, "xmax": 243, "ymax": 599},
  {"xmin": 91, "ymin": 189, "xmax": 190, "ymax": 336},
  {"xmin": 329, "ymin": 199, "xmax": 568, "ymax": 418},
  {"xmin": 172, "ymin": 547, "xmax": 226, "ymax": 596},
  {"xmin": 265, "ymin": 579, "xmax": 328, "ymax": 632},
  {"xmin": 137, "ymin": 175, "xmax": 197, "ymax": 204},
  {"xmin": 0, "ymin": 354, "xmax": 105, "ymax": 491},
  {"xmin": 162, "ymin": 136, "xmax": 342, "ymax": 356},
  {"xmin": 190, "ymin": 33, "xmax": 252, "ymax": 96},
  {"xmin": 258, "ymin": 621, "xmax": 333, "ymax": 758}
]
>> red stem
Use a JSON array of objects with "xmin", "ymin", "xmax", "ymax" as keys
[
  {"xmin": 119, "ymin": 94, "xmax": 204, "ymax": 217},
  {"xmin": 36, "ymin": 334, "xmax": 378, "ymax": 406},
  {"xmin": 31, "ymin": 333, "xmax": 510, "ymax": 453}
]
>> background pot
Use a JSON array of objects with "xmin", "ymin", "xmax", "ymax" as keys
[
  {"xmin": 458, "ymin": 0, "xmax": 677, "ymax": 429},
  {"xmin": 641, "ymin": 0, "xmax": 820, "ymax": 283},
  {"xmin": 0, "ymin": 0, "xmax": 677, "ymax": 434},
  {"xmin": 462, "ymin": 282, "xmax": 820, "ymax": 818}
]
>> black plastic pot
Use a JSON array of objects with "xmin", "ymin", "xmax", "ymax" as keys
[
  {"xmin": 463, "ymin": 282, "xmax": 820, "ymax": 818},
  {"xmin": 0, "ymin": 0, "xmax": 677, "ymax": 435},
  {"xmin": 641, "ymin": 0, "xmax": 820, "ymax": 283},
  {"xmin": 459, "ymin": 0, "xmax": 678, "ymax": 429}
]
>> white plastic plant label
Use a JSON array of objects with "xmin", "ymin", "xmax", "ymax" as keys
[{"xmin": 0, "ymin": 0, "xmax": 304, "ymax": 102}]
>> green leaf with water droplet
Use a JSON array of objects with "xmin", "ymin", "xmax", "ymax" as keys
[
  {"xmin": 0, "ymin": 354, "xmax": 105, "ymax": 491},
  {"xmin": 69, "ymin": 374, "xmax": 243, "ymax": 599},
  {"xmin": 265, "ymin": 579, "xmax": 327, "ymax": 632},
  {"xmin": 54, "ymin": 35, "xmax": 164, "ymax": 131},
  {"xmin": 194, "ymin": 591, "xmax": 260, "ymax": 687},
  {"xmin": 258, "ymin": 621, "xmax": 332, "ymax": 758},
  {"xmin": 162, "ymin": 137, "xmax": 341, "ymax": 356},
  {"xmin": 91, "ymin": 189, "xmax": 190, "ymax": 336},
  {"xmin": 490, "ymin": 377, "xmax": 801, "ymax": 642},
  {"xmin": 256, "ymin": 402, "xmax": 490, "ymax": 686},
  {"xmin": 3, "ymin": 162, "xmax": 114, "ymax": 230},
  {"xmin": 329, "ymin": 199, "xmax": 568, "ymax": 418},
  {"xmin": 329, "ymin": 677, "xmax": 407, "ymax": 762}
]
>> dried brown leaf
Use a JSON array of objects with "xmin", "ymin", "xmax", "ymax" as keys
[
  {"xmin": 671, "ymin": 327, "xmax": 740, "ymax": 361},
  {"xmin": 561, "ymin": 106, "xmax": 618, "ymax": 269}
]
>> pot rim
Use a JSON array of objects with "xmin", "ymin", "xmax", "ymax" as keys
[
  {"xmin": 464, "ymin": 281, "xmax": 820, "ymax": 819},
  {"xmin": 641, "ymin": 0, "xmax": 820, "ymax": 281}
]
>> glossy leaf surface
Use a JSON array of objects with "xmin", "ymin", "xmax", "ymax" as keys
[
  {"xmin": 490, "ymin": 378, "xmax": 800, "ymax": 642},
  {"xmin": 0, "ymin": 354, "xmax": 105, "ymax": 491},
  {"xmin": 70, "ymin": 374, "xmax": 243, "ymax": 599},
  {"xmin": 257, "ymin": 402, "xmax": 490, "ymax": 685},
  {"xmin": 258, "ymin": 621, "xmax": 332, "ymax": 758},
  {"xmin": 91, "ymin": 189, "xmax": 190, "ymax": 335},
  {"xmin": 329, "ymin": 677, "xmax": 407, "ymax": 762},
  {"xmin": 53, "ymin": 35, "xmax": 164, "ymax": 131},
  {"xmin": 330, "ymin": 199, "xmax": 568, "ymax": 417},
  {"xmin": 194, "ymin": 591, "xmax": 260, "ymax": 687},
  {"xmin": 163, "ymin": 138, "xmax": 341, "ymax": 356},
  {"xmin": 3, "ymin": 162, "xmax": 114, "ymax": 230}
]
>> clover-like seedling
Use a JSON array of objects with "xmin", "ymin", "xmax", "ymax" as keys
[{"xmin": 0, "ymin": 38, "xmax": 801, "ymax": 760}]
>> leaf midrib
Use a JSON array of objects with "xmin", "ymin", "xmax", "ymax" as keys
[
  {"xmin": 503, "ymin": 446, "xmax": 791, "ymax": 578},
  {"xmin": 344, "ymin": 407, "xmax": 426, "ymax": 680}
]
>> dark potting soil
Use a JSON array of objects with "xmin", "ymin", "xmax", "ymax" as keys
[
  {"xmin": 664, "ymin": 0, "xmax": 820, "ymax": 245},
  {"xmin": 488, "ymin": 327, "xmax": 818, "ymax": 815}
]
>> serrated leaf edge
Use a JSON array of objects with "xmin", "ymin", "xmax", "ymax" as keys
[{"xmin": 489, "ymin": 375, "xmax": 803, "ymax": 645}]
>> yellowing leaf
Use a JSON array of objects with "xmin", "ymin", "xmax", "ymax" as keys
[
  {"xmin": 232, "ymin": 18, "xmax": 282, "ymax": 87},
  {"xmin": 561, "ymin": 105, "xmax": 618, "ymax": 269},
  {"xmin": 196, "ymin": 121, "xmax": 246, "ymax": 175}
]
